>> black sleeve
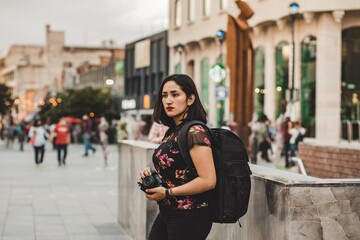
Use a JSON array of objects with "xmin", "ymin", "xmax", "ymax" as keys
[{"xmin": 187, "ymin": 125, "xmax": 212, "ymax": 150}]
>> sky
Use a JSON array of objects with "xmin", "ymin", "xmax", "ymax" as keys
[{"xmin": 0, "ymin": 0, "xmax": 168, "ymax": 56}]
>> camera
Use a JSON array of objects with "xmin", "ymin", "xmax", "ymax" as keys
[{"xmin": 138, "ymin": 170, "xmax": 166, "ymax": 193}]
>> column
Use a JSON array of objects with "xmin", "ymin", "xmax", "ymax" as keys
[{"xmin": 315, "ymin": 12, "xmax": 343, "ymax": 143}]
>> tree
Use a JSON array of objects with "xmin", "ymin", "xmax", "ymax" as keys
[
  {"xmin": 38, "ymin": 87, "xmax": 112, "ymax": 124},
  {"xmin": 0, "ymin": 83, "xmax": 14, "ymax": 115}
]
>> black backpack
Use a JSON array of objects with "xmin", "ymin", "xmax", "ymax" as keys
[{"xmin": 178, "ymin": 120, "xmax": 252, "ymax": 224}]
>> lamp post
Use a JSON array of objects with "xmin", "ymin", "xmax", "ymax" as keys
[
  {"xmin": 288, "ymin": 2, "xmax": 300, "ymax": 119},
  {"xmin": 215, "ymin": 29, "xmax": 226, "ymax": 127},
  {"xmin": 105, "ymin": 78, "xmax": 114, "ymax": 110}
]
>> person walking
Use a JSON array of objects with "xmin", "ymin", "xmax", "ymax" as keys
[
  {"xmin": 28, "ymin": 118, "xmax": 49, "ymax": 165},
  {"xmin": 281, "ymin": 116, "xmax": 292, "ymax": 168},
  {"xmin": 98, "ymin": 117, "xmax": 109, "ymax": 167},
  {"xmin": 139, "ymin": 74, "xmax": 216, "ymax": 240},
  {"xmin": 54, "ymin": 119, "xmax": 70, "ymax": 166},
  {"xmin": 17, "ymin": 121, "xmax": 26, "ymax": 151},
  {"xmin": 148, "ymin": 121, "xmax": 168, "ymax": 144},
  {"xmin": 82, "ymin": 115, "xmax": 96, "ymax": 157}
]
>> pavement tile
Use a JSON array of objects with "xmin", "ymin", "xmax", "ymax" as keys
[{"xmin": 0, "ymin": 144, "xmax": 133, "ymax": 240}]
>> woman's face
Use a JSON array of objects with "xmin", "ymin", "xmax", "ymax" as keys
[{"xmin": 162, "ymin": 80, "xmax": 194, "ymax": 125}]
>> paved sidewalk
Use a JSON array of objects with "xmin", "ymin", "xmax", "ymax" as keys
[{"xmin": 0, "ymin": 142, "xmax": 133, "ymax": 240}]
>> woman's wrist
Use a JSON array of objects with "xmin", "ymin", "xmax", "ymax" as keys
[{"xmin": 165, "ymin": 188, "xmax": 170, "ymax": 198}]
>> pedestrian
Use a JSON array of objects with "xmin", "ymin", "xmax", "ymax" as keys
[
  {"xmin": 117, "ymin": 120, "xmax": 128, "ymax": 141},
  {"xmin": 281, "ymin": 116, "xmax": 292, "ymax": 168},
  {"xmin": 139, "ymin": 74, "xmax": 216, "ymax": 240},
  {"xmin": 249, "ymin": 114, "xmax": 271, "ymax": 163},
  {"xmin": 54, "ymin": 118, "xmax": 70, "ymax": 166},
  {"xmin": 82, "ymin": 115, "xmax": 96, "ymax": 157},
  {"xmin": 28, "ymin": 118, "xmax": 49, "ymax": 165},
  {"xmin": 17, "ymin": 121, "xmax": 26, "ymax": 151},
  {"xmin": 98, "ymin": 117, "xmax": 109, "ymax": 167},
  {"xmin": 148, "ymin": 121, "xmax": 168, "ymax": 144},
  {"xmin": 289, "ymin": 121, "xmax": 306, "ymax": 157},
  {"xmin": 133, "ymin": 115, "xmax": 146, "ymax": 140}
]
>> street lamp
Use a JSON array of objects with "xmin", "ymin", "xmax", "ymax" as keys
[
  {"xmin": 288, "ymin": 2, "xmax": 300, "ymax": 118},
  {"xmin": 215, "ymin": 29, "xmax": 227, "ymax": 127}
]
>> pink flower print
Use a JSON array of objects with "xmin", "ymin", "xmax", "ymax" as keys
[
  {"xmin": 170, "ymin": 148, "xmax": 179, "ymax": 154},
  {"xmin": 194, "ymin": 125, "xmax": 206, "ymax": 133},
  {"xmin": 177, "ymin": 197, "xmax": 193, "ymax": 209},
  {"xmin": 165, "ymin": 180, "xmax": 175, "ymax": 188},
  {"xmin": 175, "ymin": 170, "xmax": 186, "ymax": 180},
  {"xmin": 155, "ymin": 149, "xmax": 162, "ymax": 158},
  {"xmin": 204, "ymin": 137, "xmax": 211, "ymax": 147},
  {"xmin": 159, "ymin": 153, "xmax": 175, "ymax": 168}
]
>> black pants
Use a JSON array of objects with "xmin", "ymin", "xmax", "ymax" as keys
[
  {"xmin": 148, "ymin": 206, "xmax": 213, "ymax": 240},
  {"xmin": 34, "ymin": 145, "xmax": 45, "ymax": 164},
  {"xmin": 57, "ymin": 144, "xmax": 68, "ymax": 165}
]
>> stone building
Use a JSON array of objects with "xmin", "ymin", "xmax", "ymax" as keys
[
  {"xmin": 168, "ymin": 0, "xmax": 360, "ymax": 145},
  {"xmin": 0, "ymin": 25, "xmax": 124, "ymax": 120}
]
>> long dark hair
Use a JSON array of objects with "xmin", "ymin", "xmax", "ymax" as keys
[{"xmin": 153, "ymin": 74, "xmax": 207, "ymax": 128}]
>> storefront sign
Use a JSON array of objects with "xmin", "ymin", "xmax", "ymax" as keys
[
  {"xmin": 121, "ymin": 99, "xmax": 136, "ymax": 110},
  {"xmin": 209, "ymin": 63, "xmax": 227, "ymax": 83}
]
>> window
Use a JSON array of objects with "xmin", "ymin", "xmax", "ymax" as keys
[
  {"xmin": 341, "ymin": 27, "xmax": 360, "ymax": 121},
  {"xmin": 300, "ymin": 35, "xmax": 316, "ymax": 137},
  {"xmin": 254, "ymin": 47, "xmax": 265, "ymax": 118},
  {"xmin": 203, "ymin": 0, "xmax": 211, "ymax": 16},
  {"xmin": 175, "ymin": 0, "xmax": 182, "ymax": 27},
  {"xmin": 188, "ymin": 0, "xmax": 195, "ymax": 22},
  {"xmin": 220, "ymin": 0, "xmax": 227, "ymax": 10},
  {"xmin": 174, "ymin": 63, "xmax": 181, "ymax": 74},
  {"xmin": 275, "ymin": 41, "xmax": 290, "ymax": 118}
]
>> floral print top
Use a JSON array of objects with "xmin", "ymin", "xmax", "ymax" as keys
[{"xmin": 152, "ymin": 122, "xmax": 212, "ymax": 210}]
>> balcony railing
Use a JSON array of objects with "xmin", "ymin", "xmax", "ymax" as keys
[{"xmin": 341, "ymin": 120, "xmax": 360, "ymax": 142}]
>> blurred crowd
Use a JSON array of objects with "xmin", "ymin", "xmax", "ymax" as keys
[
  {"xmin": 0, "ymin": 111, "xmax": 305, "ymax": 169},
  {"xmin": 248, "ymin": 113, "xmax": 306, "ymax": 168}
]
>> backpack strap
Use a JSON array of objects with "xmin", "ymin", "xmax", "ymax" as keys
[{"xmin": 178, "ymin": 121, "xmax": 215, "ymax": 173}]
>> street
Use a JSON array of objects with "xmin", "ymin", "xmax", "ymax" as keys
[{"xmin": 0, "ymin": 142, "xmax": 133, "ymax": 240}]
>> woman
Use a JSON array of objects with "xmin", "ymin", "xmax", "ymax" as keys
[
  {"xmin": 98, "ymin": 117, "xmax": 109, "ymax": 167},
  {"xmin": 139, "ymin": 74, "xmax": 216, "ymax": 240},
  {"xmin": 28, "ymin": 118, "xmax": 49, "ymax": 165},
  {"xmin": 54, "ymin": 119, "xmax": 70, "ymax": 166}
]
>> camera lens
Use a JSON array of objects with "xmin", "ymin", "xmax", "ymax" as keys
[{"xmin": 143, "ymin": 176, "xmax": 154, "ymax": 188}]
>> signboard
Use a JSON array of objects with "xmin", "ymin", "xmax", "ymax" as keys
[
  {"xmin": 135, "ymin": 39, "xmax": 151, "ymax": 69},
  {"xmin": 121, "ymin": 99, "xmax": 136, "ymax": 110},
  {"xmin": 215, "ymin": 85, "xmax": 228, "ymax": 100},
  {"xmin": 209, "ymin": 63, "xmax": 226, "ymax": 83}
]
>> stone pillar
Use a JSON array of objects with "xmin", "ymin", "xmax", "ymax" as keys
[
  {"xmin": 315, "ymin": 13, "xmax": 342, "ymax": 143},
  {"xmin": 264, "ymin": 29, "xmax": 276, "ymax": 122}
]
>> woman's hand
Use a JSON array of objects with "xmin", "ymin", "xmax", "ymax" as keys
[
  {"xmin": 145, "ymin": 187, "xmax": 166, "ymax": 202},
  {"xmin": 139, "ymin": 167, "xmax": 151, "ymax": 181}
]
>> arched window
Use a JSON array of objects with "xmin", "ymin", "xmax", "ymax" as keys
[
  {"xmin": 275, "ymin": 41, "xmax": 290, "ymax": 118},
  {"xmin": 341, "ymin": 27, "xmax": 360, "ymax": 121},
  {"xmin": 301, "ymin": 35, "xmax": 316, "ymax": 137},
  {"xmin": 254, "ymin": 47, "xmax": 265, "ymax": 118}
]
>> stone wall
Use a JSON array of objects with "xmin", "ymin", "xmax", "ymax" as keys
[
  {"xmin": 299, "ymin": 142, "xmax": 360, "ymax": 178},
  {"xmin": 118, "ymin": 140, "xmax": 360, "ymax": 240}
]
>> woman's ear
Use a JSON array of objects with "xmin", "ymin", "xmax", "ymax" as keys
[{"xmin": 187, "ymin": 94, "xmax": 195, "ymax": 106}]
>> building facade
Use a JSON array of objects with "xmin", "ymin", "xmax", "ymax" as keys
[
  {"xmin": 168, "ymin": 0, "xmax": 360, "ymax": 144},
  {"xmin": 0, "ymin": 25, "xmax": 124, "ymax": 120},
  {"xmin": 122, "ymin": 30, "xmax": 168, "ymax": 135}
]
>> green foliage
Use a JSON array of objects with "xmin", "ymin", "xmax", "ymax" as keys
[
  {"xmin": 38, "ymin": 87, "xmax": 111, "ymax": 124},
  {"xmin": 0, "ymin": 83, "xmax": 14, "ymax": 115}
]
